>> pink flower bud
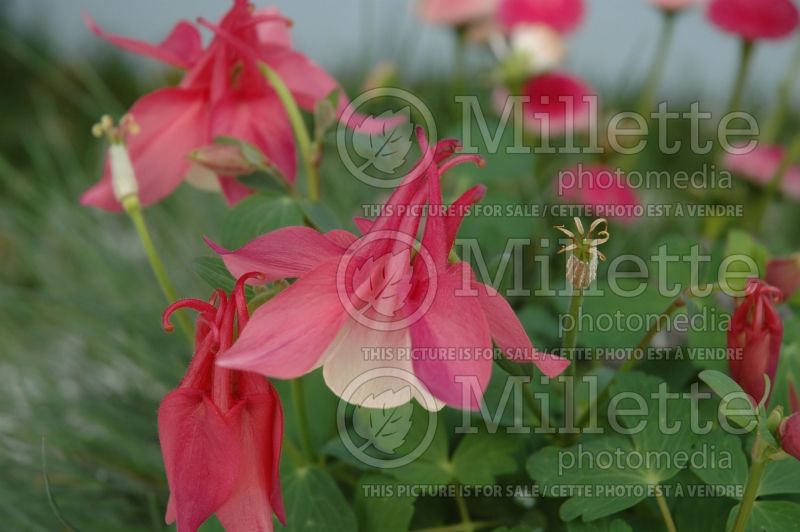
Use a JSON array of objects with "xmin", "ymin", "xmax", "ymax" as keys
[
  {"xmin": 727, "ymin": 278, "xmax": 784, "ymax": 404},
  {"xmin": 190, "ymin": 144, "xmax": 256, "ymax": 177},
  {"xmin": 779, "ymin": 413, "xmax": 800, "ymax": 460},
  {"xmin": 766, "ymin": 255, "xmax": 800, "ymax": 301}
]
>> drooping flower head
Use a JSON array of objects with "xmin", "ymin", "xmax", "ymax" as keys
[
  {"xmin": 708, "ymin": 0, "xmax": 800, "ymax": 41},
  {"xmin": 555, "ymin": 164, "xmax": 641, "ymax": 225},
  {"xmin": 209, "ymin": 129, "xmax": 569, "ymax": 411},
  {"xmin": 159, "ymin": 274, "xmax": 284, "ymax": 532},
  {"xmin": 497, "ymin": 0, "xmax": 585, "ymax": 34},
  {"xmin": 724, "ymin": 145, "xmax": 800, "ymax": 201},
  {"xmin": 417, "ymin": 0, "xmax": 501, "ymax": 26},
  {"xmin": 82, "ymin": 0, "xmax": 389, "ymax": 210},
  {"xmin": 727, "ymin": 278, "xmax": 784, "ymax": 405}
]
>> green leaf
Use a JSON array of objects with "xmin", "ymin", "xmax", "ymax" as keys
[
  {"xmin": 296, "ymin": 198, "xmax": 342, "ymax": 232},
  {"xmin": 221, "ymin": 193, "xmax": 304, "ymax": 249},
  {"xmin": 387, "ymin": 415, "xmax": 453, "ymax": 485},
  {"xmin": 688, "ymin": 429, "xmax": 747, "ymax": 495},
  {"xmin": 193, "ymin": 256, "xmax": 236, "ymax": 292},
  {"xmin": 282, "ymin": 466, "xmax": 357, "ymax": 532},
  {"xmin": 726, "ymin": 500, "xmax": 800, "ymax": 531},
  {"xmin": 758, "ymin": 458, "xmax": 800, "ymax": 496},
  {"xmin": 354, "ymin": 474, "xmax": 416, "ymax": 532},
  {"xmin": 353, "ymin": 395, "xmax": 414, "ymax": 455},
  {"xmin": 452, "ymin": 432, "xmax": 522, "ymax": 485},
  {"xmin": 698, "ymin": 370, "xmax": 758, "ymax": 430}
]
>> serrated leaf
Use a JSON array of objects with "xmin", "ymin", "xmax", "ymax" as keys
[
  {"xmin": 354, "ymin": 474, "xmax": 416, "ymax": 532},
  {"xmin": 352, "ymin": 108, "xmax": 413, "ymax": 174},
  {"xmin": 353, "ymin": 389, "xmax": 414, "ymax": 454},
  {"xmin": 283, "ymin": 466, "xmax": 357, "ymax": 532},
  {"xmin": 452, "ymin": 432, "xmax": 522, "ymax": 485},
  {"xmin": 221, "ymin": 193, "xmax": 304, "ymax": 249},
  {"xmin": 698, "ymin": 370, "xmax": 758, "ymax": 430}
]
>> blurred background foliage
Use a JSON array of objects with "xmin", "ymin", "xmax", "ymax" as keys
[{"xmin": 2, "ymin": 2, "xmax": 800, "ymax": 531}]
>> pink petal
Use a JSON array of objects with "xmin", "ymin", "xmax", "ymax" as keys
[
  {"xmin": 498, "ymin": 0, "xmax": 585, "ymax": 34},
  {"xmin": 219, "ymin": 178, "xmax": 254, "ymax": 205},
  {"xmin": 210, "ymin": 92, "xmax": 297, "ymax": 182},
  {"xmin": 263, "ymin": 48, "xmax": 339, "ymax": 111},
  {"xmin": 410, "ymin": 263, "xmax": 493, "ymax": 410},
  {"xmin": 254, "ymin": 7, "xmax": 292, "ymax": 47},
  {"xmin": 81, "ymin": 88, "xmax": 209, "ymax": 210},
  {"xmin": 474, "ymin": 280, "xmax": 569, "ymax": 377},
  {"xmin": 217, "ymin": 259, "xmax": 348, "ymax": 379},
  {"xmin": 217, "ymin": 391, "xmax": 284, "ymax": 531},
  {"xmin": 158, "ymin": 389, "xmax": 240, "ymax": 532},
  {"xmin": 84, "ymin": 14, "xmax": 202, "ymax": 69},
  {"xmin": 325, "ymin": 229, "xmax": 359, "ymax": 248},
  {"xmin": 322, "ymin": 320, "xmax": 444, "ymax": 410},
  {"xmin": 207, "ymin": 227, "xmax": 348, "ymax": 283},
  {"xmin": 418, "ymin": 0, "xmax": 500, "ymax": 25}
]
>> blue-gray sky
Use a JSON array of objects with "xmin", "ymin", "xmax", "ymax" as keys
[{"xmin": 8, "ymin": 0, "xmax": 799, "ymax": 104}]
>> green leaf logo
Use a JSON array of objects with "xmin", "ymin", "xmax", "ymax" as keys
[
  {"xmin": 353, "ymin": 388, "xmax": 414, "ymax": 454},
  {"xmin": 352, "ymin": 108, "xmax": 414, "ymax": 175}
]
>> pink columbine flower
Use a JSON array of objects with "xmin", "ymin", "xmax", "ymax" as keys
[
  {"xmin": 727, "ymin": 278, "xmax": 784, "ymax": 405},
  {"xmin": 417, "ymin": 0, "xmax": 500, "ymax": 26},
  {"xmin": 159, "ymin": 274, "xmax": 284, "ymax": 532},
  {"xmin": 209, "ymin": 130, "xmax": 569, "ymax": 411},
  {"xmin": 651, "ymin": 0, "xmax": 697, "ymax": 11},
  {"xmin": 766, "ymin": 255, "xmax": 800, "ymax": 301},
  {"xmin": 497, "ymin": 0, "xmax": 584, "ymax": 34},
  {"xmin": 82, "ymin": 0, "xmax": 386, "ymax": 210},
  {"xmin": 496, "ymin": 71, "xmax": 596, "ymax": 136},
  {"xmin": 723, "ymin": 145, "xmax": 800, "ymax": 201},
  {"xmin": 708, "ymin": 0, "xmax": 800, "ymax": 41},
  {"xmin": 555, "ymin": 164, "xmax": 641, "ymax": 224}
]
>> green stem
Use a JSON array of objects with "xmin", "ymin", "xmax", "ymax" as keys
[
  {"xmin": 411, "ymin": 522, "xmax": 497, "ymax": 532},
  {"xmin": 732, "ymin": 458, "xmax": 768, "ymax": 532},
  {"xmin": 260, "ymin": 64, "xmax": 320, "ymax": 201},
  {"xmin": 636, "ymin": 11, "xmax": 676, "ymax": 118},
  {"xmin": 619, "ymin": 291, "xmax": 687, "ymax": 372},
  {"xmin": 725, "ymin": 40, "xmax": 754, "ymax": 117},
  {"xmin": 122, "ymin": 196, "xmax": 193, "ymax": 342},
  {"xmin": 762, "ymin": 37, "xmax": 800, "ymax": 144},
  {"xmin": 454, "ymin": 490, "xmax": 472, "ymax": 531},
  {"xmin": 291, "ymin": 377, "xmax": 316, "ymax": 463},
  {"xmin": 563, "ymin": 288, "xmax": 584, "ymax": 374},
  {"xmin": 655, "ymin": 488, "xmax": 677, "ymax": 532}
]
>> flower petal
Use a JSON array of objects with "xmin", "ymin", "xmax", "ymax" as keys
[
  {"xmin": 322, "ymin": 319, "xmax": 444, "ymax": 411},
  {"xmin": 410, "ymin": 263, "xmax": 493, "ymax": 410},
  {"xmin": 217, "ymin": 259, "xmax": 348, "ymax": 379},
  {"xmin": 84, "ymin": 14, "xmax": 202, "ymax": 69},
  {"xmin": 207, "ymin": 227, "xmax": 349, "ymax": 283},
  {"xmin": 81, "ymin": 88, "xmax": 208, "ymax": 210},
  {"xmin": 216, "ymin": 390, "xmax": 284, "ymax": 531},
  {"xmin": 158, "ymin": 389, "xmax": 239, "ymax": 532}
]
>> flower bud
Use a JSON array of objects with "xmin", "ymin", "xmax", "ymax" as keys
[
  {"xmin": 727, "ymin": 278, "xmax": 784, "ymax": 404},
  {"xmin": 779, "ymin": 413, "xmax": 800, "ymax": 460},
  {"xmin": 766, "ymin": 255, "xmax": 800, "ymax": 301},
  {"xmin": 190, "ymin": 144, "xmax": 255, "ymax": 177}
]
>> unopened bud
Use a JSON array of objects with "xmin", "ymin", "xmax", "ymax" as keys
[
  {"xmin": 779, "ymin": 413, "xmax": 800, "ymax": 461},
  {"xmin": 190, "ymin": 144, "xmax": 255, "ymax": 177},
  {"xmin": 556, "ymin": 218, "xmax": 610, "ymax": 289}
]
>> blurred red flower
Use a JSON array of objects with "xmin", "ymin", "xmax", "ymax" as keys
[
  {"xmin": 497, "ymin": 0, "xmax": 584, "ymax": 34},
  {"xmin": 708, "ymin": 0, "xmax": 800, "ymax": 41}
]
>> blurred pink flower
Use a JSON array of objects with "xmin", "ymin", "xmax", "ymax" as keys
[
  {"xmin": 82, "ymin": 1, "xmax": 386, "ymax": 210},
  {"xmin": 418, "ymin": 0, "xmax": 500, "ymax": 26},
  {"xmin": 210, "ymin": 130, "xmax": 569, "ymax": 411},
  {"xmin": 495, "ymin": 72, "xmax": 596, "ymax": 136},
  {"xmin": 708, "ymin": 0, "xmax": 799, "ymax": 41},
  {"xmin": 780, "ymin": 413, "xmax": 800, "ymax": 460},
  {"xmin": 766, "ymin": 255, "xmax": 800, "ymax": 301},
  {"xmin": 651, "ymin": 0, "xmax": 697, "ymax": 11},
  {"xmin": 728, "ymin": 278, "xmax": 784, "ymax": 405},
  {"xmin": 497, "ymin": 0, "xmax": 584, "ymax": 34},
  {"xmin": 555, "ymin": 164, "xmax": 641, "ymax": 224},
  {"xmin": 159, "ymin": 274, "xmax": 284, "ymax": 532},
  {"xmin": 723, "ymin": 145, "xmax": 800, "ymax": 201}
]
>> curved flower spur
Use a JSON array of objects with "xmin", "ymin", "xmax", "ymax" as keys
[
  {"xmin": 159, "ymin": 273, "xmax": 284, "ymax": 532},
  {"xmin": 209, "ymin": 129, "xmax": 570, "ymax": 411}
]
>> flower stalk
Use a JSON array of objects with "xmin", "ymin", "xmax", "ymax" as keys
[{"xmin": 260, "ymin": 63, "xmax": 321, "ymax": 202}]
